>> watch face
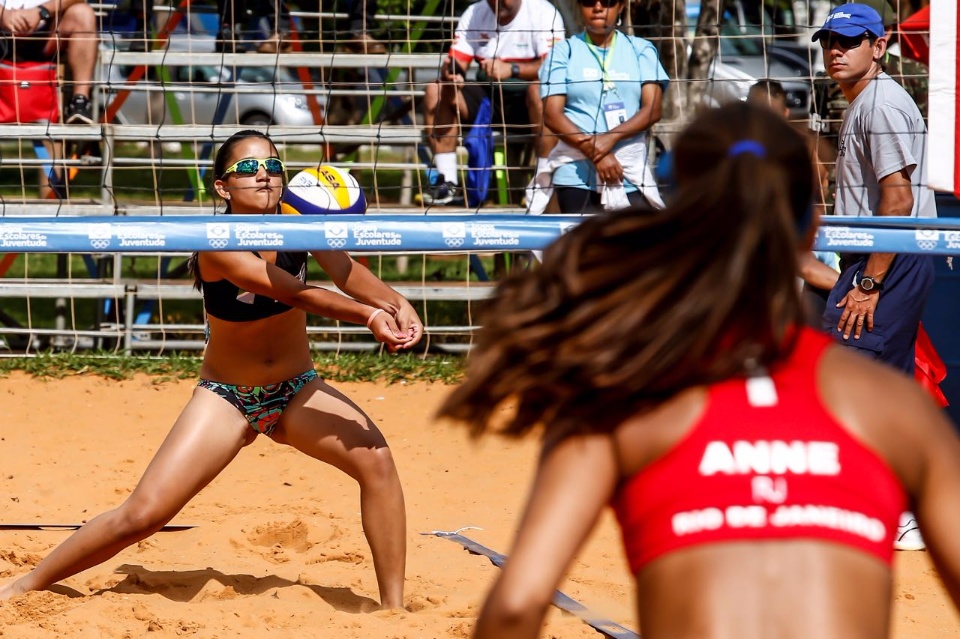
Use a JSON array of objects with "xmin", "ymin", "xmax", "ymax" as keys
[{"xmin": 860, "ymin": 277, "xmax": 875, "ymax": 291}]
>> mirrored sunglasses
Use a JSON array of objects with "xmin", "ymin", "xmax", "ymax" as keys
[
  {"xmin": 819, "ymin": 32, "xmax": 869, "ymax": 50},
  {"xmin": 222, "ymin": 157, "xmax": 285, "ymax": 177}
]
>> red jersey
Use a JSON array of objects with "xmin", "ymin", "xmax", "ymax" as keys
[{"xmin": 613, "ymin": 328, "xmax": 906, "ymax": 574}]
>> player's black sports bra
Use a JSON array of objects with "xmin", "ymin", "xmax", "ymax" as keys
[{"xmin": 200, "ymin": 251, "xmax": 308, "ymax": 322}]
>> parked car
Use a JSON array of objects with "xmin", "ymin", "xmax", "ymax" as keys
[
  {"xmin": 100, "ymin": 34, "xmax": 318, "ymax": 127},
  {"xmin": 686, "ymin": 1, "xmax": 813, "ymax": 120}
]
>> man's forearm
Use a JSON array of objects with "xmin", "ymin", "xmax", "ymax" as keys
[
  {"xmin": 866, "ymin": 172, "xmax": 913, "ymax": 283},
  {"xmin": 863, "ymin": 252, "xmax": 895, "ymax": 282}
]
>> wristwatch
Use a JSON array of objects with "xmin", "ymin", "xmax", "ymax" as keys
[
  {"xmin": 510, "ymin": 63, "xmax": 521, "ymax": 79},
  {"xmin": 36, "ymin": 5, "xmax": 51, "ymax": 28},
  {"xmin": 857, "ymin": 273, "xmax": 884, "ymax": 293}
]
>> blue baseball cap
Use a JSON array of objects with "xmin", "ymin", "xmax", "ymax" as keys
[{"xmin": 811, "ymin": 3, "xmax": 885, "ymax": 42}]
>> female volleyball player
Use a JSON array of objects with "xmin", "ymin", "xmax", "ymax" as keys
[
  {"xmin": 439, "ymin": 103, "xmax": 960, "ymax": 638},
  {"xmin": 0, "ymin": 130, "xmax": 419, "ymax": 609}
]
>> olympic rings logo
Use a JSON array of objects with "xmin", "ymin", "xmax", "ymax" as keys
[
  {"xmin": 441, "ymin": 222, "xmax": 466, "ymax": 249},
  {"xmin": 915, "ymin": 230, "xmax": 939, "ymax": 252},
  {"xmin": 327, "ymin": 239, "xmax": 346, "ymax": 248},
  {"xmin": 89, "ymin": 239, "xmax": 110, "ymax": 249},
  {"xmin": 208, "ymin": 239, "xmax": 229, "ymax": 249}
]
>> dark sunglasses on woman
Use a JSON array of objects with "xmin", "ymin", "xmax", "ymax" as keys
[{"xmin": 578, "ymin": 0, "xmax": 620, "ymax": 8}]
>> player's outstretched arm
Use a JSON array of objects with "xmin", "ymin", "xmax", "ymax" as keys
[{"xmin": 474, "ymin": 433, "xmax": 618, "ymax": 638}]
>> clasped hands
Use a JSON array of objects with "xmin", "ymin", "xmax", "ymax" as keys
[
  {"xmin": 1, "ymin": 7, "xmax": 46, "ymax": 35},
  {"xmin": 442, "ymin": 59, "xmax": 516, "ymax": 84},
  {"xmin": 574, "ymin": 133, "xmax": 623, "ymax": 184},
  {"xmin": 367, "ymin": 306, "xmax": 423, "ymax": 352}
]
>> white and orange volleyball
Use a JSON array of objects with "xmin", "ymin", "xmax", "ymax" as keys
[{"xmin": 281, "ymin": 165, "xmax": 367, "ymax": 215}]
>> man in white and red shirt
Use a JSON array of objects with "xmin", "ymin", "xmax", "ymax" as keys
[
  {"xmin": 0, "ymin": 0, "xmax": 98, "ymax": 123},
  {"xmin": 421, "ymin": 0, "xmax": 564, "ymax": 205}
]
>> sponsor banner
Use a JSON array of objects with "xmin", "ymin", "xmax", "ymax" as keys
[
  {"xmin": 0, "ymin": 215, "xmax": 568, "ymax": 253},
  {"xmin": 2, "ymin": 215, "xmax": 960, "ymax": 254},
  {"xmin": 0, "ymin": 225, "xmax": 50, "ymax": 249}
]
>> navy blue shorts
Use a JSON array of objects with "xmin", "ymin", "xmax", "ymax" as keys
[{"xmin": 822, "ymin": 253, "xmax": 935, "ymax": 375}]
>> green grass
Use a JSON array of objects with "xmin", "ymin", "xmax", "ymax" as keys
[{"xmin": 0, "ymin": 350, "xmax": 466, "ymax": 384}]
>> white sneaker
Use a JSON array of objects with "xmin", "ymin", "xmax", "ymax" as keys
[{"xmin": 895, "ymin": 513, "xmax": 926, "ymax": 551}]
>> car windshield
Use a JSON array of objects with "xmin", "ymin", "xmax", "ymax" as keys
[
  {"xmin": 718, "ymin": 20, "xmax": 765, "ymax": 56},
  {"xmin": 686, "ymin": 6, "xmax": 772, "ymax": 57},
  {"xmin": 236, "ymin": 66, "xmax": 299, "ymax": 84},
  {"xmin": 166, "ymin": 65, "xmax": 299, "ymax": 85}
]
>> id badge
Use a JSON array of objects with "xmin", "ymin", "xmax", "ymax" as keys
[{"xmin": 603, "ymin": 100, "xmax": 627, "ymax": 130}]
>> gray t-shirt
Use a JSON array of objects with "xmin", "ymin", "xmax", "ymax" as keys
[{"xmin": 834, "ymin": 73, "xmax": 937, "ymax": 218}]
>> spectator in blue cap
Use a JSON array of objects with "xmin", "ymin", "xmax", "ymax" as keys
[
  {"xmin": 814, "ymin": 2, "xmax": 938, "ymax": 553},
  {"xmin": 811, "ymin": 2, "xmax": 886, "ymax": 43}
]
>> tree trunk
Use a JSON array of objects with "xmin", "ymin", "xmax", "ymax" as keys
[
  {"xmin": 630, "ymin": 0, "xmax": 688, "ymax": 122},
  {"xmin": 553, "ymin": 0, "xmax": 580, "ymax": 36},
  {"xmin": 686, "ymin": 0, "xmax": 720, "ymax": 114}
]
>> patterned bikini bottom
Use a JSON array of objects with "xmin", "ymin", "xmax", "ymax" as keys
[{"xmin": 197, "ymin": 369, "xmax": 319, "ymax": 436}]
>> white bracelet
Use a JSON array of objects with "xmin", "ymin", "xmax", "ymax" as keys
[{"xmin": 366, "ymin": 308, "xmax": 386, "ymax": 329}]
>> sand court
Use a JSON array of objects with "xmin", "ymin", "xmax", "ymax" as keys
[{"xmin": 0, "ymin": 372, "xmax": 956, "ymax": 638}]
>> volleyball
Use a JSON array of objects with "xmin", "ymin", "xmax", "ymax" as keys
[{"xmin": 281, "ymin": 165, "xmax": 367, "ymax": 215}]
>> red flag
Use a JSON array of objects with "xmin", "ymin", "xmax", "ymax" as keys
[
  {"xmin": 915, "ymin": 322, "xmax": 949, "ymax": 408},
  {"xmin": 898, "ymin": 6, "xmax": 930, "ymax": 64}
]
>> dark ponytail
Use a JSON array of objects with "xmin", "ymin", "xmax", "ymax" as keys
[
  {"xmin": 438, "ymin": 103, "xmax": 814, "ymax": 440},
  {"xmin": 189, "ymin": 129, "xmax": 278, "ymax": 290}
]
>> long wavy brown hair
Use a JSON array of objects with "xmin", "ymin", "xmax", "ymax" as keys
[{"xmin": 437, "ymin": 103, "xmax": 815, "ymax": 440}]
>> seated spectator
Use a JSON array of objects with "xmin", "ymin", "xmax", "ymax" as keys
[
  {"xmin": 420, "ymin": 0, "xmax": 565, "ymax": 206},
  {"xmin": 343, "ymin": 0, "xmax": 386, "ymax": 54},
  {"xmin": 0, "ymin": 0, "xmax": 98, "ymax": 124},
  {"xmin": 215, "ymin": 0, "xmax": 291, "ymax": 53}
]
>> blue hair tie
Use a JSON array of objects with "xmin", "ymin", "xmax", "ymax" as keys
[{"xmin": 728, "ymin": 140, "xmax": 766, "ymax": 158}]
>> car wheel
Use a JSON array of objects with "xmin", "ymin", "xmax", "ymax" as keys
[{"xmin": 241, "ymin": 112, "xmax": 272, "ymax": 126}]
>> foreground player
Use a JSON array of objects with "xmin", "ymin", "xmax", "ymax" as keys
[
  {"xmin": 0, "ymin": 130, "xmax": 420, "ymax": 609},
  {"xmin": 439, "ymin": 104, "xmax": 960, "ymax": 638}
]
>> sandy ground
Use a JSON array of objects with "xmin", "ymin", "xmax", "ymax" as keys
[{"xmin": 0, "ymin": 372, "xmax": 957, "ymax": 638}]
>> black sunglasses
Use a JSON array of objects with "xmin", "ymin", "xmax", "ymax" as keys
[
  {"xmin": 578, "ymin": 0, "xmax": 620, "ymax": 7},
  {"xmin": 819, "ymin": 32, "xmax": 869, "ymax": 50}
]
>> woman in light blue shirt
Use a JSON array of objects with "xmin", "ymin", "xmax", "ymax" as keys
[{"xmin": 539, "ymin": 0, "xmax": 669, "ymax": 213}]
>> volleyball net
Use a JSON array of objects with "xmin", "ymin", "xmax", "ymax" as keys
[
  {"xmin": 0, "ymin": 0, "xmax": 953, "ymax": 354},
  {"xmin": 2, "ymin": 0, "xmax": 940, "ymax": 210}
]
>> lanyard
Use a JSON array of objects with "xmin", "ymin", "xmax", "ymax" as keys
[{"xmin": 581, "ymin": 31, "xmax": 617, "ymax": 93}]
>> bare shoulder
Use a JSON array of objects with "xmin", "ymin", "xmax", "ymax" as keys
[
  {"xmin": 818, "ymin": 344, "xmax": 957, "ymax": 490},
  {"xmin": 614, "ymin": 386, "xmax": 708, "ymax": 476}
]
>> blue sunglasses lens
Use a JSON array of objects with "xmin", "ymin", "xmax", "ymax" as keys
[{"xmin": 229, "ymin": 158, "xmax": 285, "ymax": 175}]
